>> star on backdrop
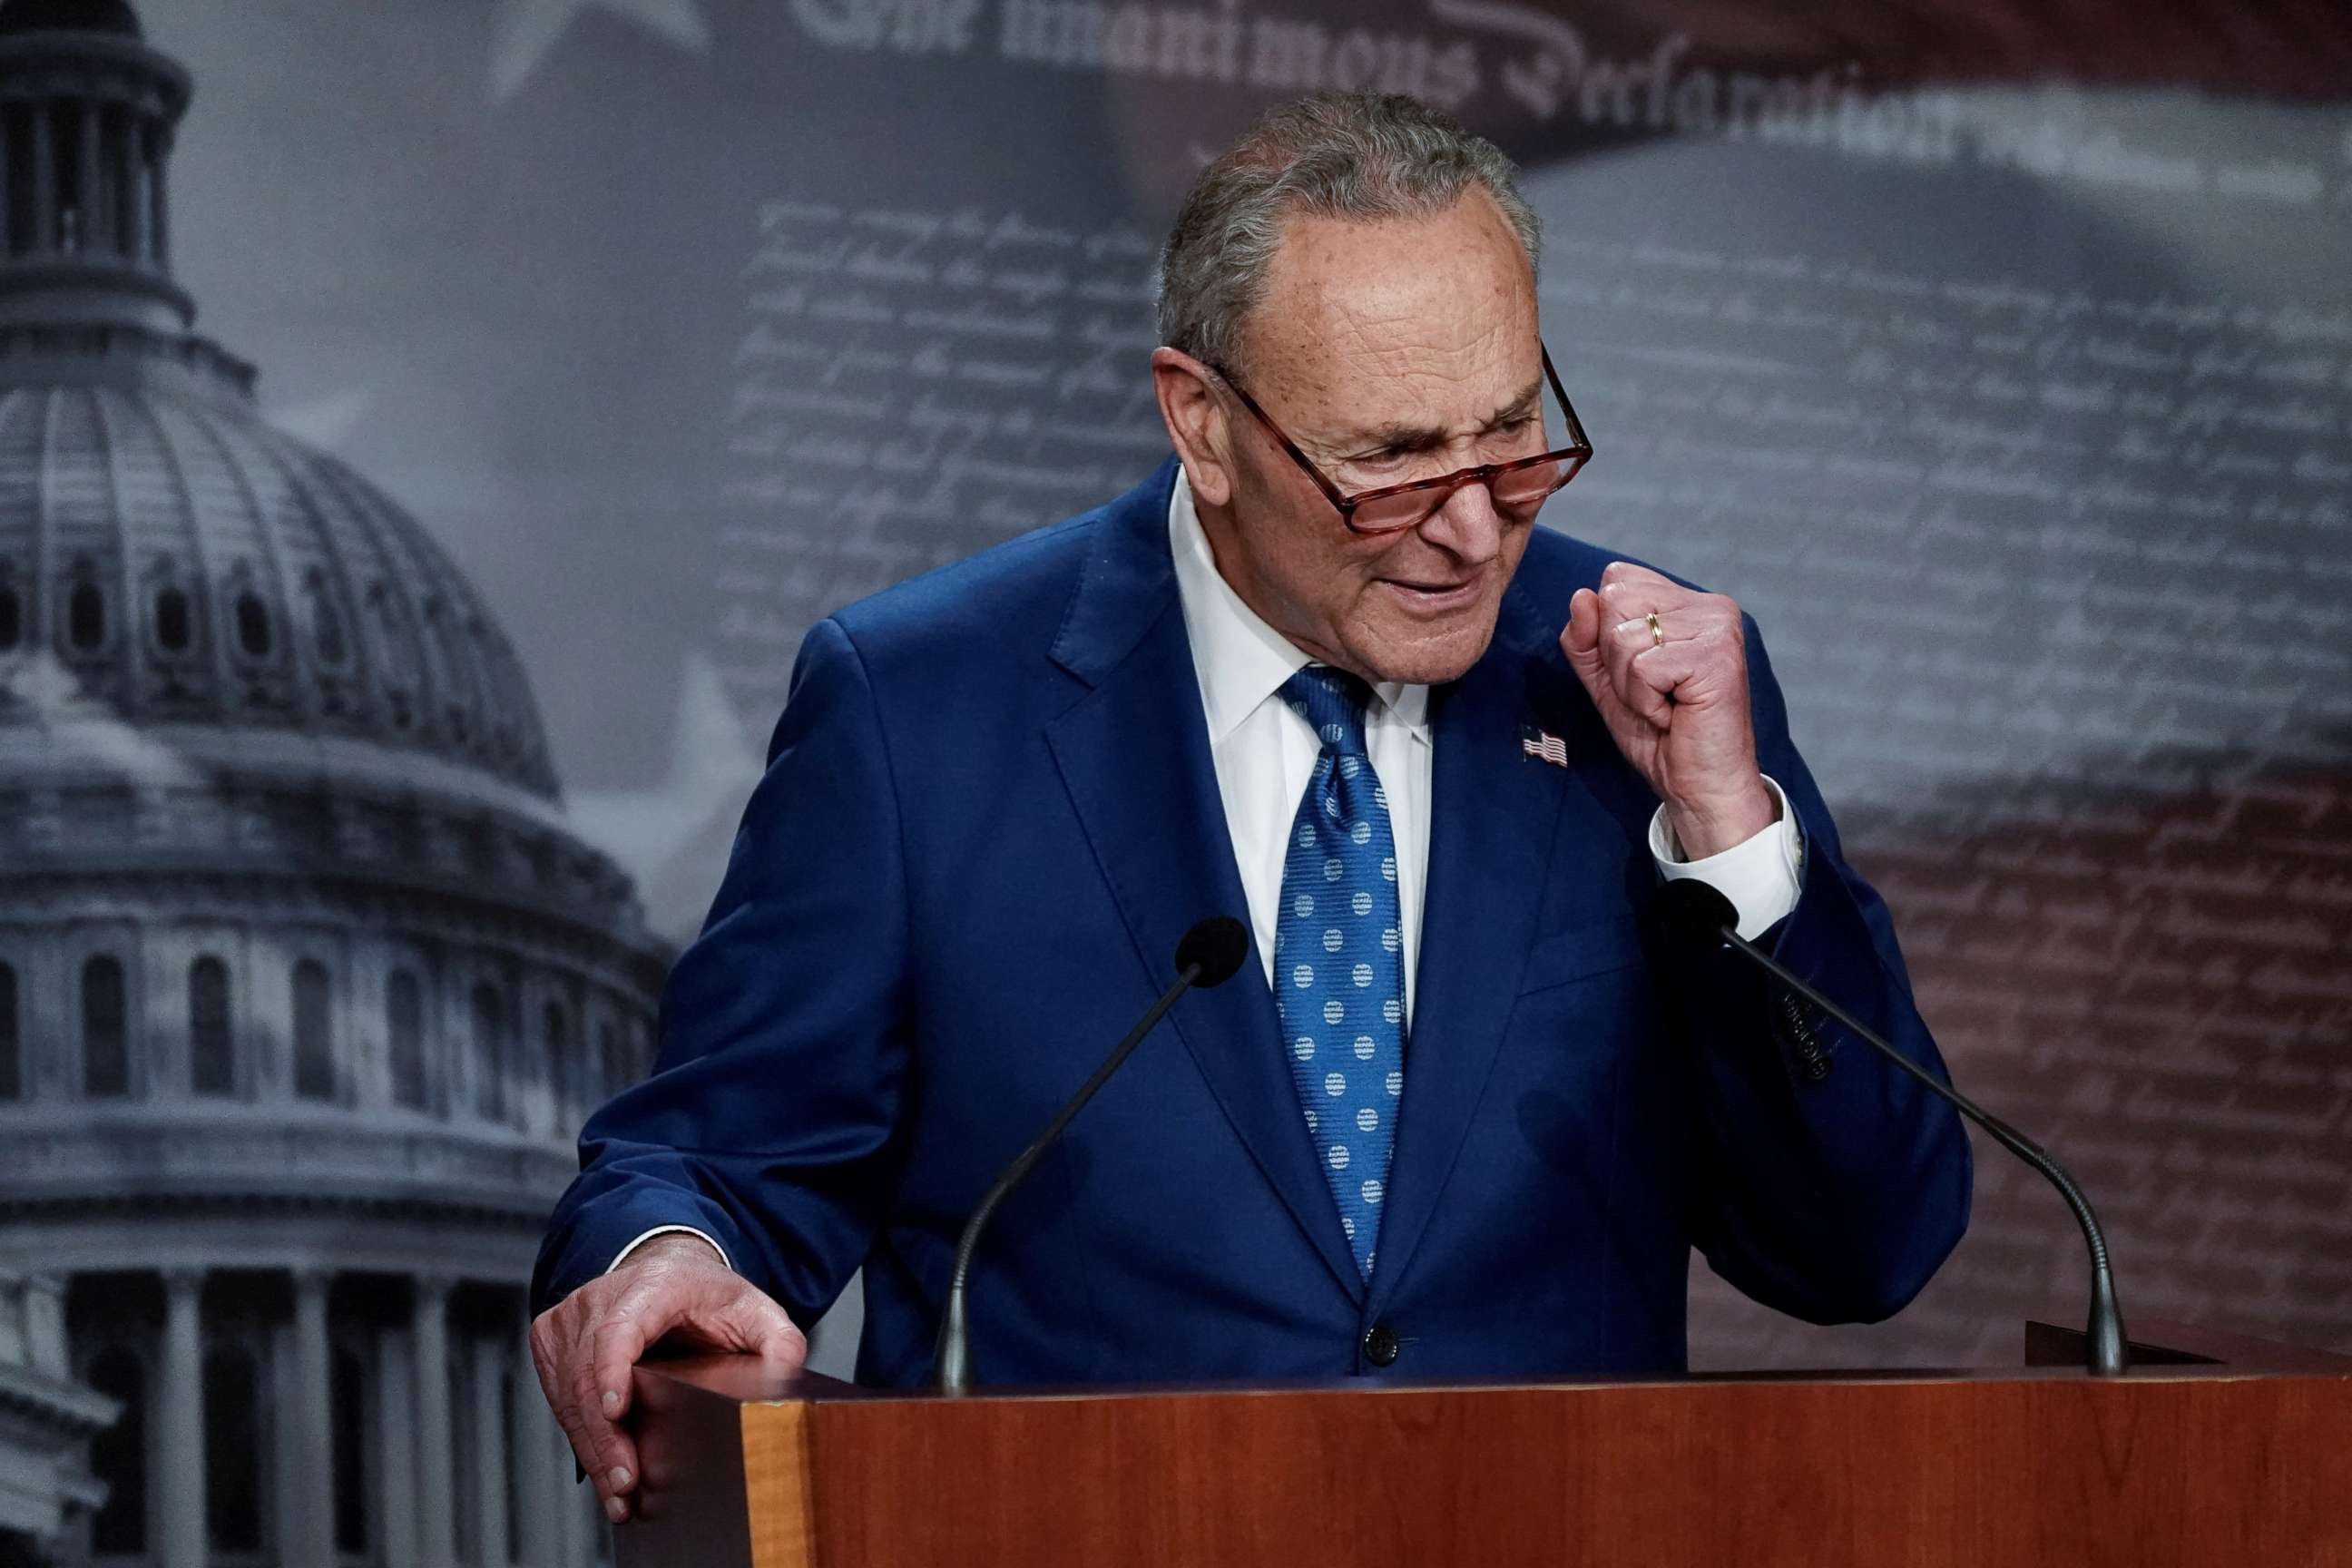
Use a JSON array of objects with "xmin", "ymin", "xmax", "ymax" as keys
[{"xmin": 490, "ymin": 0, "xmax": 711, "ymax": 101}]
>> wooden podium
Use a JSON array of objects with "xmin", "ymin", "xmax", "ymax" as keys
[{"xmin": 612, "ymin": 1322, "xmax": 2351, "ymax": 1567}]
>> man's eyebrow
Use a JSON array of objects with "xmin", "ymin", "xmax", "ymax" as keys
[{"xmin": 1324, "ymin": 377, "xmax": 1546, "ymax": 454}]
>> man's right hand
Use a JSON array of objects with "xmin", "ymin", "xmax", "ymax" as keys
[{"xmin": 528, "ymin": 1233, "xmax": 807, "ymax": 1524}]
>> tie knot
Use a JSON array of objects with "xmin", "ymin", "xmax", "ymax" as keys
[{"xmin": 1279, "ymin": 664, "xmax": 1375, "ymax": 756}]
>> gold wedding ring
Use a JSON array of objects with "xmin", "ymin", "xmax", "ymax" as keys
[{"xmin": 1645, "ymin": 610, "xmax": 1663, "ymax": 649}]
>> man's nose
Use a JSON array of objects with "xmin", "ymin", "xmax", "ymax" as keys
[{"xmin": 1415, "ymin": 475, "xmax": 1505, "ymax": 565}]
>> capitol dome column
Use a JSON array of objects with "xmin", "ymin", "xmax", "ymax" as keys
[
  {"xmin": 26, "ymin": 101, "xmax": 51, "ymax": 254},
  {"xmin": 157, "ymin": 1267, "xmax": 205, "ymax": 1568},
  {"xmin": 468, "ymin": 1328, "xmax": 511, "ymax": 1566},
  {"xmin": 413, "ymin": 1274, "xmax": 457, "ymax": 1567},
  {"xmin": 508, "ymin": 1299, "xmax": 558, "ymax": 1568},
  {"xmin": 148, "ymin": 117, "xmax": 167, "ymax": 264},
  {"xmin": 290, "ymin": 1269, "xmax": 337, "ymax": 1564},
  {"xmin": 376, "ymin": 1317, "xmax": 419, "ymax": 1568},
  {"xmin": 70, "ymin": 99, "xmax": 94, "ymax": 251}
]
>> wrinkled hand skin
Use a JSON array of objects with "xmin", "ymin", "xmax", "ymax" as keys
[
  {"xmin": 528, "ymin": 1233, "xmax": 807, "ymax": 1524},
  {"xmin": 1560, "ymin": 561, "xmax": 1777, "ymax": 859}
]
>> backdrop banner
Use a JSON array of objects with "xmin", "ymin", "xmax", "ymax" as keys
[{"xmin": 0, "ymin": 0, "xmax": 2344, "ymax": 1561}]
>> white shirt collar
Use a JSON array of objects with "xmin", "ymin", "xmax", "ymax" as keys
[{"xmin": 1167, "ymin": 463, "xmax": 1429, "ymax": 746}]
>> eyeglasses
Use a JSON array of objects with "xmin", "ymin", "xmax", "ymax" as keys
[{"xmin": 1206, "ymin": 343, "xmax": 1593, "ymax": 535}]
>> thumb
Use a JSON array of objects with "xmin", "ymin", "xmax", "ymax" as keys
[
  {"xmin": 1561, "ymin": 587, "xmax": 1609, "ymax": 697},
  {"xmin": 703, "ymin": 1282, "xmax": 806, "ymax": 1361},
  {"xmin": 656, "ymin": 1279, "xmax": 808, "ymax": 1377}
]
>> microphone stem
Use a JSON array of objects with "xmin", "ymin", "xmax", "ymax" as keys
[
  {"xmin": 936, "ymin": 962, "xmax": 1203, "ymax": 1394},
  {"xmin": 1716, "ymin": 928, "xmax": 2129, "ymax": 1377}
]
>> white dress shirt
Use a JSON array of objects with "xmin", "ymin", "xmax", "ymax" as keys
[
  {"xmin": 607, "ymin": 466, "xmax": 1806, "ymax": 1278},
  {"xmin": 1168, "ymin": 466, "xmax": 1439, "ymax": 1024}
]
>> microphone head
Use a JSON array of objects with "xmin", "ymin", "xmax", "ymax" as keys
[
  {"xmin": 1657, "ymin": 878, "xmax": 1740, "ymax": 949},
  {"xmin": 1175, "ymin": 916, "xmax": 1252, "ymax": 988}
]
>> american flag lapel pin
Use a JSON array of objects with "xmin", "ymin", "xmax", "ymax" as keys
[{"xmin": 1519, "ymin": 723, "xmax": 1569, "ymax": 768}]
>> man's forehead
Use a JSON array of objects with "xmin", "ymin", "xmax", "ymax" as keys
[{"xmin": 1240, "ymin": 201, "xmax": 1536, "ymax": 397}]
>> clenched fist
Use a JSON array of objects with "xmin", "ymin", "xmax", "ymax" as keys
[
  {"xmin": 1561, "ymin": 562, "xmax": 1776, "ymax": 858},
  {"xmin": 527, "ymin": 1233, "xmax": 806, "ymax": 1524}
]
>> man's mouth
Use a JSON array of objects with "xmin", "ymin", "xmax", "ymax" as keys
[{"xmin": 1383, "ymin": 576, "xmax": 1481, "ymax": 611}]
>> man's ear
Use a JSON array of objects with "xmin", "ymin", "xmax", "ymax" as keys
[{"xmin": 1152, "ymin": 347, "xmax": 1236, "ymax": 507}]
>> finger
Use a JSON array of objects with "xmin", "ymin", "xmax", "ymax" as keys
[
  {"xmin": 1591, "ymin": 603, "xmax": 1674, "ymax": 727},
  {"xmin": 534, "ymin": 1315, "xmax": 605, "ymax": 1491},
  {"xmin": 1599, "ymin": 565, "xmax": 1728, "ymax": 638},
  {"xmin": 590, "ymin": 1297, "xmax": 662, "ymax": 1428},
  {"xmin": 549, "ymin": 1385, "xmax": 608, "ymax": 1506},
  {"xmin": 1612, "ymin": 634, "xmax": 1677, "ymax": 726},
  {"xmin": 660, "ymin": 1294, "xmax": 787, "ymax": 1358},
  {"xmin": 1638, "ymin": 624, "xmax": 1748, "ymax": 709},
  {"xmin": 1627, "ymin": 639, "xmax": 1718, "ymax": 719},
  {"xmin": 568, "ymin": 1337, "xmax": 640, "ymax": 1507},
  {"xmin": 1604, "ymin": 612, "xmax": 1700, "ymax": 657},
  {"xmin": 1597, "ymin": 560, "xmax": 1685, "ymax": 601},
  {"xmin": 530, "ymin": 1313, "xmax": 586, "ymax": 1446},
  {"xmin": 1602, "ymin": 573, "xmax": 1748, "ymax": 650},
  {"xmin": 583, "ymin": 1285, "xmax": 700, "ymax": 1503},
  {"xmin": 1599, "ymin": 571, "xmax": 1711, "ymax": 630},
  {"xmin": 724, "ymin": 1289, "xmax": 810, "ymax": 1365}
]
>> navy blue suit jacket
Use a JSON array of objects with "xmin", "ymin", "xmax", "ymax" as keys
[{"xmin": 532, "ymin": 456, "xmax": 1971, "ymax": 1386}]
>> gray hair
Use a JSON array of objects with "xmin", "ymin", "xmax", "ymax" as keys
[{"xmin": 1155, "ymin": 92, "xmax": 1541, "ymax": 377}]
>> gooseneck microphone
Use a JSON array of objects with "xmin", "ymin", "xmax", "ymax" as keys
[
  {"xmin": 933, "ymin": 916, "xmax": 1252, "ymax": 1395},
  {"xmin": 1657, "ymin": 879, "xmax": 2129, "ymax": 1377}
]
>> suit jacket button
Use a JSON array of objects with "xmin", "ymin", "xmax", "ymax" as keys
[{"xmin": 1363, "ymin": 1322, "xmax": 1401, "ymax": 1367}]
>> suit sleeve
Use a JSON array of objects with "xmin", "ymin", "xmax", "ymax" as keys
[
  {"xmin": 1671, "ymin": 614, "xmax": 1974, "ymax": 1325},
  {"xmin": 530, "ymin": 615, "xmax": 911, "ymax": 1325}
]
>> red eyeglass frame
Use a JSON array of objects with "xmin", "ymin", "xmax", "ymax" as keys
[{"xmin": 1205, "ymin": 344, "xmax": 1595, "ymax": 534}]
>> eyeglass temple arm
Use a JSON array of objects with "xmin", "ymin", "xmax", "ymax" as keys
[{"xmin": 1209, "ymin": 363, "xmax": 1359, "ymax": 516}]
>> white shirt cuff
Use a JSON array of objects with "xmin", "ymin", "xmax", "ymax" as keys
[
  {"xmin": 606, "ymin": 1225, "xmax": 731, "ymax": 1276},
  {"xmin": 1649, "ymin": 775, "xmax": 1804, "ymax": 941}
]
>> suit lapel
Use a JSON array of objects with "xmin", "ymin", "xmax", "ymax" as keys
[
  {"xmin": 1044, "ymin": 460, "xmax": 1365, "ymax": 1301},
  {"xmin": 1364, "ymin": 581, "xmax": 1587, "ymax": 1317}
]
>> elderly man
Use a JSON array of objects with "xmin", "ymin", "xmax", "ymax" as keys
[{"xmin": 531, "ymin": 91, "xmax": 1971, "ymax": 1524}]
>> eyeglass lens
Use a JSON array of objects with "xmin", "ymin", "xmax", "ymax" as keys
[{"xmin": 1348, "ymin": 458, "xmax": 1571, "ymax": 532}]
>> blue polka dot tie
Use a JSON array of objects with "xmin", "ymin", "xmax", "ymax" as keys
[{"xmin": 1272, "ymin": 665, "xmax": 1406, "ymax": 1280}]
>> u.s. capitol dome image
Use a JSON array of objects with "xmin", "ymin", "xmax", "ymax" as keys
[{"xmin": 0, "ymin": 1, "xmax": 665, "ymax": 1562}]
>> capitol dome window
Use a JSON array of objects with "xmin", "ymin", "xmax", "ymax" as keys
[
  {"xmin": 203, "ymin": 1343, "xmax": 265, "ymax": 1553},
  {"xmin": 0, "ymin": 960, "xmax": 19, "ymax": 1101},
  {"xmin": 544, "ymin": 1001, "xmax": 570, "ymax": 1126},
  {"xmin": 81, "ymin": 953, "xmax": 129, "ymax": 1098},
  {"xmin": 304, "ymin": 568, "xmax": 348, "ymax": 667},
  {"xmin": 152, "ymin": 583, "xmax": 192, "ymax": 652},
  {"xmin": 365, "ymin": 581, "xmax": 417, "ymax": 730},
  {"xmin": 0, "ymin": 577, "xmax": 19, "ymax": 651},
  {"xmin": 387, "ymin": 967, "xmax": 427, "ymax": 1112},
  {"xmin": 190, "ymin": 955, "xmax": 234, "ymax": 1096},
  {"xmin": 423, "ymin": 597, "xmax": 472, "ymax": 743},
  {"xmin": 293, "ymin": 957, "xmax": 335, "ymax": 1102},
  {"xmin": 86, "ymin": 1345, "xmax": 148, "ymax": 1554},
  {"xmin": 472, "ymin": 983, "xmax": 507, "ymax": 1121},
  {"xmin": 233, "ymin": 588, "xmax": 271, "ymax": 660},
  {"xmin": 66, "ymin": 577, "xmax": 105, "ymax": 652}
]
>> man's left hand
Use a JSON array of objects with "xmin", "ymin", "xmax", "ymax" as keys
[{"xmin": 1561, "ymin": 562, "xmax": 1777, "ymax": 859}]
